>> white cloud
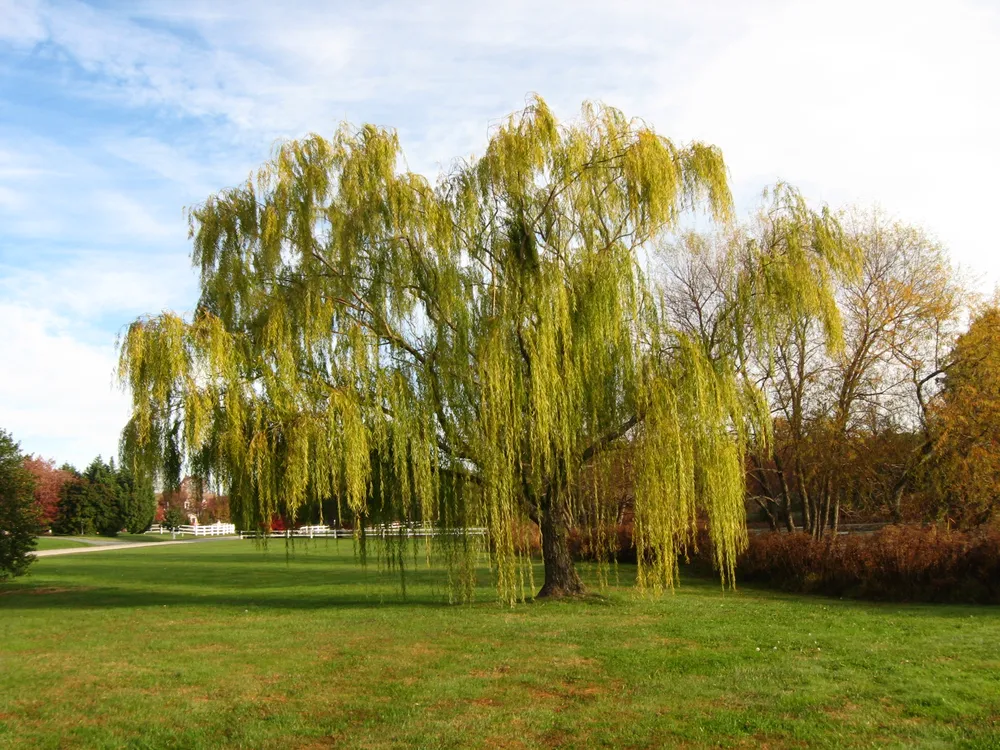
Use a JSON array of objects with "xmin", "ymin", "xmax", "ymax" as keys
[
  {"xmin": 0, "ymin": 251, "xmax": 196, "ymax": 467},
  {"xmin": 663, "ymin": 0, "xmax": 1000, "ymax": 285},
  {"xmin": 0, "ymin": 133, "xmax": 192, "ymax": 245},
  {"xmin": 0, "ymin": 250, "xmax": 195, "ymax": 326},
  {"xmin": 0, "ymin": 302, "xmax": 128, "ymax": 469},
  {"xmin": 102, "ymin": 136, "xmax": 219, "ymax": 198},
  {"xmin": 1, "ymin": 0, "xmax": 999, "ymax": 469},
  {"xmin": 0, "ymin": 0, "xmax": 46, "ymax": 46}
]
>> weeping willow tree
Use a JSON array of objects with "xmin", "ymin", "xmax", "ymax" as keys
[{"xmin": 119, "ymin": 96, "xmax": 854, "ymax": 602}]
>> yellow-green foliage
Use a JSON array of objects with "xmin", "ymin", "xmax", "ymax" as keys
[{"xmin": 118, "ymin": 96, "xmax": 851, "ymax": 603}]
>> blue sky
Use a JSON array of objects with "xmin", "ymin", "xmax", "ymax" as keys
[{"xmin": 2, "ymin": 0, "xmax": 999, "ymax": 469}]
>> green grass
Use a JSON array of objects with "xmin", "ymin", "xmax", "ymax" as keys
[
  {"xmin": 130, "ymin": 532, "xmax": 238, "ymax": 541},
  {"xmin": 1, "ymin": 542, "xmax": 998, "ymax": 749},
  {"xmin": 31, "ymin": 537, "xmax": 89, "ymax": 551},
  {"xmin": 110, "ymin": 534, "xmax": 182, "ymax": 544},
  {"xmin": 39, "ymin": 534, "xmax": 187, "ymax": 546}
]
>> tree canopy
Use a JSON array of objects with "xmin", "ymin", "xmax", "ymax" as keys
[
  {"xmin": 119, "ymin": 97, "xmax": 855, "ymax": 602},
  {"xmin": 661, "ymin": 209, "xmax": 964, "ymax": 535},
  {"xmin": 920, "ymin": 305, "xmax": 1000, "ymax": 525},
  {"xmin": 23, "ymin": 456, "xmax": 74, "ymax": 529}
]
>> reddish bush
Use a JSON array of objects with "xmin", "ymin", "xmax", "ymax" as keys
[
  {"xmin": 737, "ymin": 526, "xmax": 1000, "ymax": 604},
  {"xmin": 569, "ymin": 524, "xmax": 636, "ymax": 563},
  {"xmin": 514, "ymin": 521, "xmax": 541, "ymax": 556}
]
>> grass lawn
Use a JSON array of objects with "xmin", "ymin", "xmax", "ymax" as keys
[
  {"xmin": 34, "ymin": 534, "xmax": 197, "ymax": 548},
  {"xmin": 1, "ymin": 542, "xmax": 998, "ymax": 749},
  {"xmin": 111, "ymin": 534, "xmax": 188, "ymax": 544},
  {"xmin": 31, "ymin": 538, "xmax": 90, "ymax": 551},
  {"xmin": 80, "ymin": 534, "xmax": 187, "ymax": 544}
]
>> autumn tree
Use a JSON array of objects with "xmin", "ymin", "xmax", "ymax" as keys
[
  {"xmin": 917, "ymin": 306, "xmax": 1000, "ymax": 525},
  {"xmin": 119, "ymin": 97, "xmax": 853, "ymax": 602},
  {"xmin": 23, "ymin": 456, "xmax": 74, "ymax": 530},
  {"xmin": 759, "ymin": 212, "xmax": 961, "ymax": 534},
  {"xmin": 823, "ymin": 211, "xmax": 963, "ymax": 527},
  {"xmin": 660, "ymin": 186, "xmax": 858, "ymax": 534},
  {"xmin": 661, "ymin": 207, "xmax": 965, "ymax": 535},
  {"xmin": 0, "ymin": 429, "xmax": 38, "ymax": 580}
]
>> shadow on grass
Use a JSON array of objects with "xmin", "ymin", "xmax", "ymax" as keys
[
  {"xmin": 0, "ymin": 584, "xmax": 461, "ymax": 611},
  {"xmin": 3, "ymin": 546, "xmax": 994, "ymax": 619},
  {"xmin": 0, "ymin": 583, "xmax": 635, "ymax": 612}
]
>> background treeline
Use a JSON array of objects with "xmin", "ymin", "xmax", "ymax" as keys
[
  {"xmin": 568, "ymin": 193, "xmax": 1000, "ymax": 602},
  {"xmin": 657, "ymin": 197, "xmax": 997, "ymax": 535},
  {"xmin": 25, "ymin": 455, "xmax": 156, "ymax": 536}
]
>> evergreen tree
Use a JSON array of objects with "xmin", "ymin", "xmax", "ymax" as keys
[
  {"xmin": 53, "ymin": 458, "xmax": 128, "ymax": 536},
  {"xmin": 84, "ymin": 457, "xmax": 123, "ymax": 536},
  {"xmin": 53, "ymin": 470, "xmax": 91, "ymax": 536},
  {"xmin": 117, "ymin": 465, "xmax": 156, "ymax": 533},
  {"xmin": 163, "ymin": 506, "xmax": 185, "ymax": 530},
  {"xmin": 0, "ymin": 429, "xmax": 39, "ymax": 580}
]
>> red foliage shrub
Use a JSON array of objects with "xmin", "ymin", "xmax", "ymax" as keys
[
  {"xmin": 268, "ymin": 514, "xmax": 287, "ymax": 531},
  {"xmin": 737, "ymin": 526, "xmax": 1000, "ymax": 604},
  {"xmin": 569, "ymin": 523, "xmax": 718, "ymax": 566},
  {"xmin": 514, "ymin": 521, "xmax": 541, "ymax": 556},
  {"xmin": 569, "ymin": 524, "xmax": 636, "ymax": 563}
]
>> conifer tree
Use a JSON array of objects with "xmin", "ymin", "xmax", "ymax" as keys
[
  {"xmin": 117, "ymin": 465, "xmax": 156, "ymax": 534},
  {"xmin": 0, "ymin": 429, "xmax": 38, "ymax": 580}
]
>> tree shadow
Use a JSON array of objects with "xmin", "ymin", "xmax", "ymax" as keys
[
  {"xmin": 0, "ymin": 584, "xmax": 463, "ymax": 611},
  {"xmin": 0, "ymin": 549, "xmax": 508, "ymax": 610}
]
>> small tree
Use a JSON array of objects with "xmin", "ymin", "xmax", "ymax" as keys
[
  {"xmin": 163, "ymin": 506, "xmax": 185, "ymax": 530},
  {"xmin": 0, "ymin": 429, "xmax": 39, "ymax": 580},
  {"xmin": 117, "ymin": 466, "xmax": 156, "ymax": 533}
]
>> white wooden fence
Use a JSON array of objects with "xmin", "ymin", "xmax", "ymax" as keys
[
  {"xmin": 146, "ymin": 522, "xmax": 236, "ymax": 536},
  {"xmin": 146, "ymin": 522, "xmax": 484, "ymax": 540},
  {"xmin": 238, "ymin": 524, "xmax": 487, "ymax": 540}
]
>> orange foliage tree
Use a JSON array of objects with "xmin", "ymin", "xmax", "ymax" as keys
[
  {"xmin": 921, "ymin": 306, "xmax": 1000, "ymax": 526},
  {"xmin": 22, "ymin": 457, "xmax": 74, "ymax": 530}
]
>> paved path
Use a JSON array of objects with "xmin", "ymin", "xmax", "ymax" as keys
[{"xmin": 34, "ymin": 537, "xmax": 240, "ymax": 558}]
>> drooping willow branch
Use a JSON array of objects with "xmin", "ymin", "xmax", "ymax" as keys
[{"xmin": 118, "ymin": 96, "xmax": 856, "ymax": 603}]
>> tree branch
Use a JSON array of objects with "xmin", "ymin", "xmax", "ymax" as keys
[{"xmin": 582, "ymin": 414, "xmax": 642, "ymax": 464}]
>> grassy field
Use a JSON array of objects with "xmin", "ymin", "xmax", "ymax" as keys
[
  {"xmin": 1, "ymin": 542, "xmax": 998, "ymax": 749},
  {"xmin": 111, "ymin": 534, "xmax": 180, "ymax": 544},
  {"xmin": 33, "ymin": 535, "xmax": 188, "ymax": 550},
  {"xmin": 32, "ymin": 537, "xmax": 90, "ymax": 551}
]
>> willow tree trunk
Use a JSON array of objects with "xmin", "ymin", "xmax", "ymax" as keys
[{"xmin": 537, "ymin": 495, "xmax": 585, "ymax": 599}]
